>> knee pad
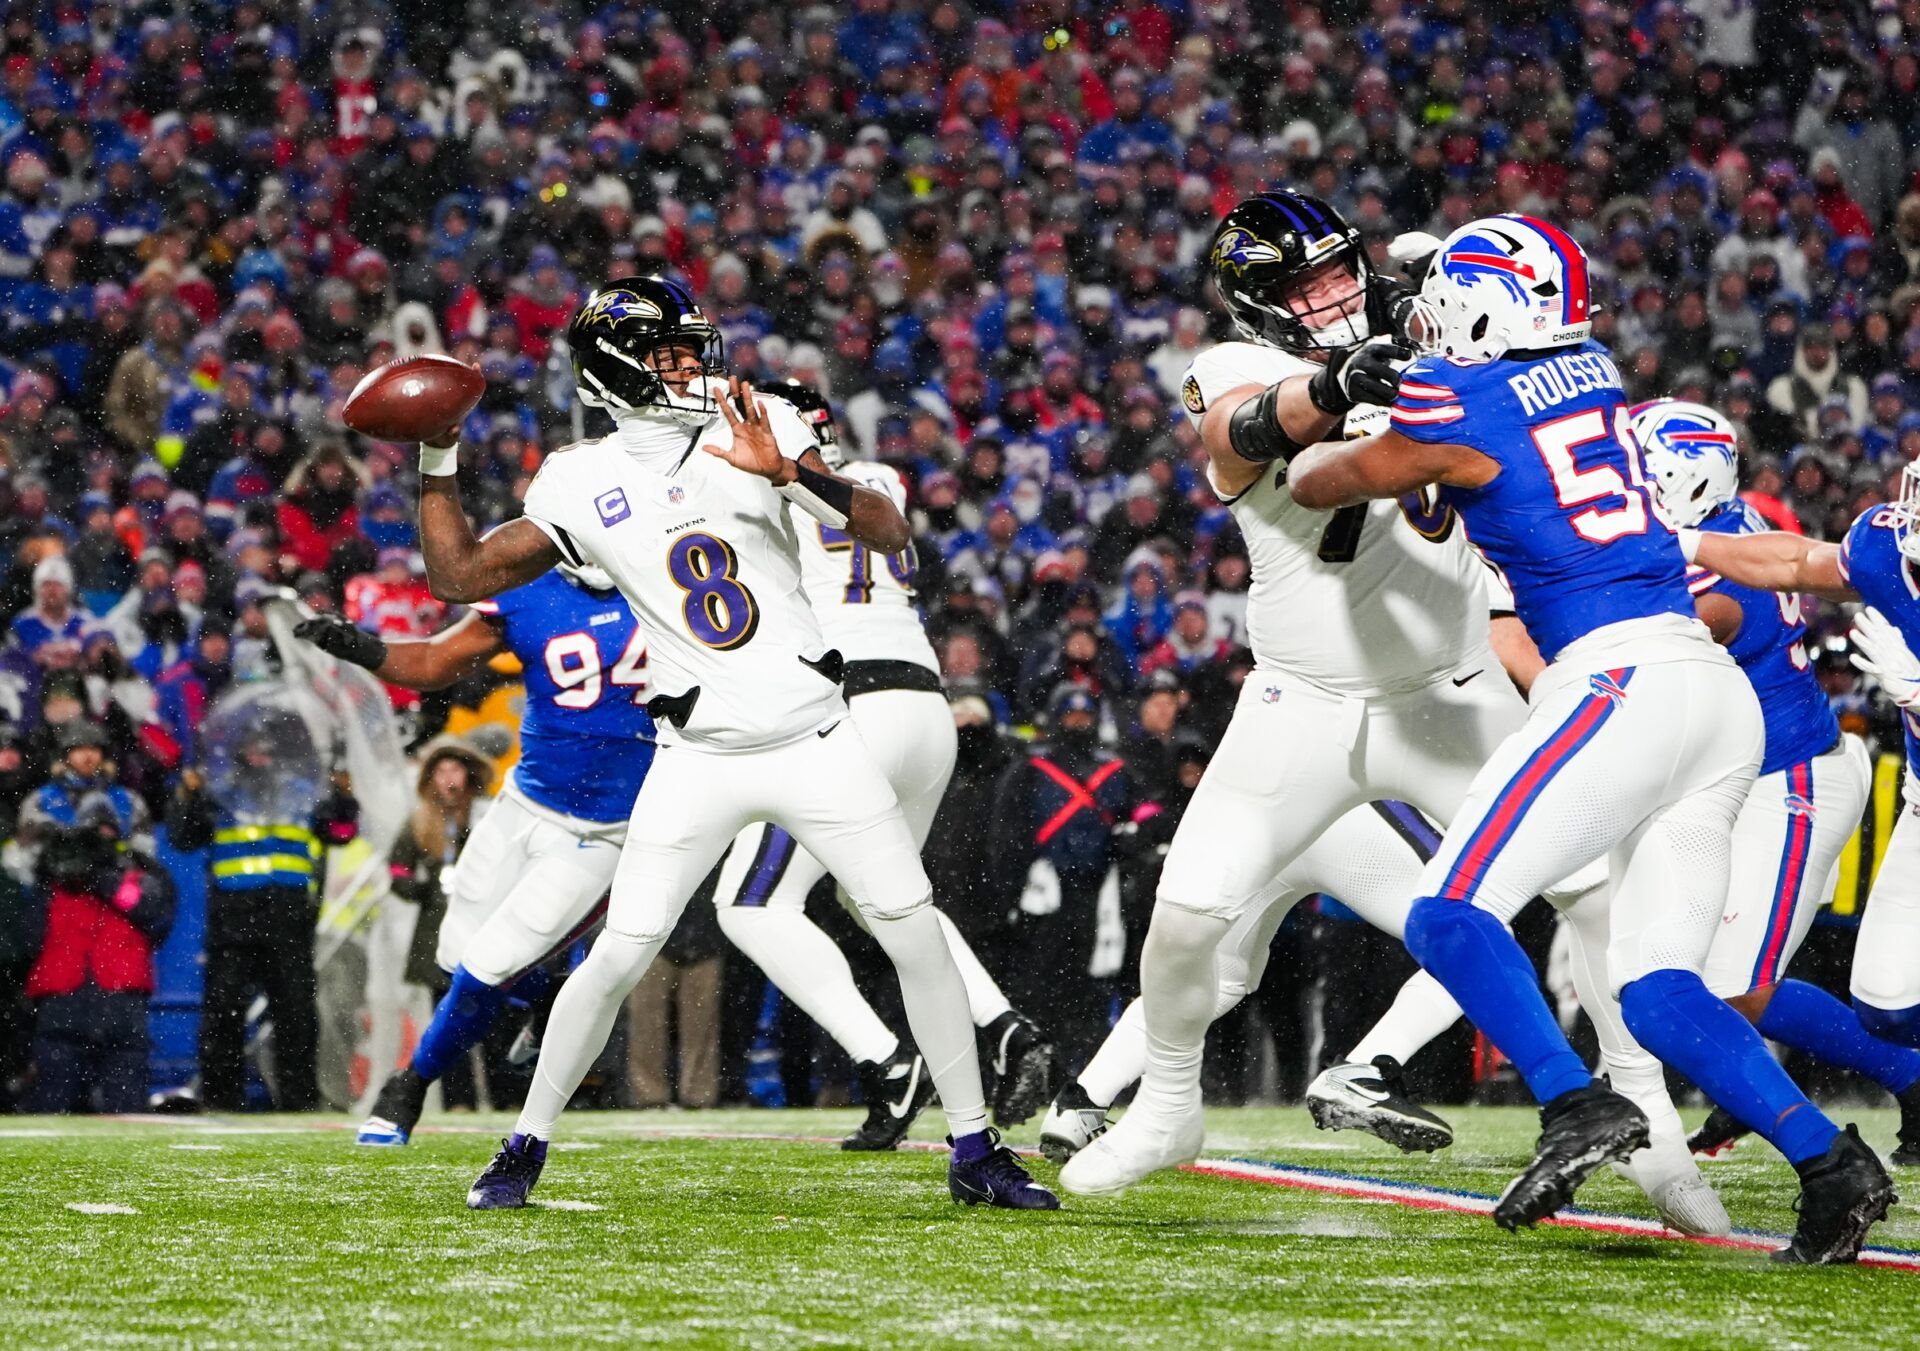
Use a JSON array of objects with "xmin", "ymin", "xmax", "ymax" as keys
[{"xmin": 1854, "ymin": 998, "xmax": 1920, "ymax": 1049}]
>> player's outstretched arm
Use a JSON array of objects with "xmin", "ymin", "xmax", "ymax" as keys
[
  {"xmin": 1198, "ymin": 340, "xmax": 1412, "ymax": 498},
  {"xmin": 417, "ymin": 432, "xmax": 563, "ymax": 603},
  {"xmin": 294, "ymin": 610, "xmax": 504, "ymax": 690},
  {"xmin": 1289, "ymin": 428, "xmax": 1496, "ymax": 509},
  {"xmin": 708, "ymin": 376, "xmax": 910, "ymax": 552},
  {"xmin": 1685, "ymin": 531, "xmax": 1856, "ymax": 601}
]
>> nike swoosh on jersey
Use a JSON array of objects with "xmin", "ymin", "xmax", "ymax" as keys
[{"xmin": 1451, "ymin": 670, "xmax": 1484, "ymax": 687}]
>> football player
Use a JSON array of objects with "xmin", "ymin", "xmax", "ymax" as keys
[
  {"xmin": 1684, "ymin": 450, "xmax": 1920, "ymax": 1058},
  {"xmin": 1286, "ymin": 216, "xmax": 1893, "ymax": 1262},
  {"xmin": 1060, "ymin": 192, "xmax": 1701, "ymax": 1210},
  {"xmin": 416, "ymin": 277, "xmax": 1056, "ymax": 1211},
  {"xmin": 295, "ymin": 561, "xmax": 652, "ymax": 1147},
  {"xmin": 1633, "ymin": 401, "xmax": 1920, "ymax": 1164},
  {"xmin": 709, "ymin": 378, "xmax": 1057, "ymax": 1148}
]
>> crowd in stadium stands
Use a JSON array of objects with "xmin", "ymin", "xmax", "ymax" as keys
[{"xmin": 0, "ymin": 0, "xmax": 1917, "ymax": 1112}]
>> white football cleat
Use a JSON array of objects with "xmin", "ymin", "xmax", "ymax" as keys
[
  {"xmin": 1645, "ymin": 1171, "xmax": 1732, "ymax": 1237},
  {"xmin": 1305, "ymin": 1056, "xmax": 1453, "ymax": 1153},
  {"xmin": 1038, "ymin": 1085, "xmax": 1110, "ymax": 1164},
  {"xmin": 1058, "ymin": 1099, "xmax": 1204, "ymax": 1196}
]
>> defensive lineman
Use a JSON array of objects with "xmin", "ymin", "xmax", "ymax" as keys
[
  {"xmin": 1287, "ymin": 215, "xmax": 1892, "ymax": 1261},
  {"xmin": 1633, "ymin": 401, "xmax": 1920, "ymax": 1161},
  {"xmin": 1687, "ymin": 455, "xmax": 1920, "ymax": 1058},
  {"xmin": 710, "ymin": 379, "xmax": 1056, "ymax": 1148},
  {"xmin": 415, "ymin": 277, "xmax": 1055, "ymax": 1210},
  {"xmin": 294, "ymin": 562, "xmax": 652, "ymax": 1147}
]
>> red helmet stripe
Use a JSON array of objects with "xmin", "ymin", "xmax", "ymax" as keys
[{"xmin": 1516, "ymin": 216, "xmax": 1590, "ymax": 325}]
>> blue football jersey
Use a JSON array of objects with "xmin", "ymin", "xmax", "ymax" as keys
[
  {"xmin": 471, "ymin": 571, "xmax": 656, "ymax": 823},
  {"xmin": 1390, "ymin": 341, "xmax": 1693, "ymax": 660},
  {"xmin": 1690, "ymin": 500, "xmax": 1838, "ymax": 775},
  {"xmin": 1840, "ymin": 506, "xmax": 1920, "ymax": 775}
]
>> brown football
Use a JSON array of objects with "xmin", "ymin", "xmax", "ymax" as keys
[{"xmin": 341, "ymin": 355, "xmax": 486, "ymax": 443}]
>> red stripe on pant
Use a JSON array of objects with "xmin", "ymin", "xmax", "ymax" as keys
[
  {"xmin": 1751, "ymin": 762, "xmax": 1814, "ymax": 988},
  {"xmin": 1440, "ymin": 673, "xmax": 1625, "ymax": 902}
]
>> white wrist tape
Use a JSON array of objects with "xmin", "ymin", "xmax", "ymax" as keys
[
  {"xmin": 419, "ymin": 440, "xmax": 459, "ymax": 477},
  {"xmin": 1675, "ymin": 528, "xmax": 1701, "ymax": 563}
]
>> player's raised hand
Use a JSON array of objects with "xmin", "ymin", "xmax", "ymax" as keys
[
  {"xmin": 1850, "ymin": 605, "xmax": 1920, "ymax": 708},
  {"xmin": 708, "ymin": 377, "xmax": 791, "ymax": 482}
]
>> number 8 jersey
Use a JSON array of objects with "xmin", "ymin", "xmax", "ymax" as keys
[
  {"xmin": 521, "ymin": 404, "xmax": 846, "ymax": 752},
  {"xmin": 1182, "ymin": 341, "xmax": 1492, "ymax": 697},
  {"xmin": 1387, "ymin": 340, "xmax": 1693, "ymax": 662}
]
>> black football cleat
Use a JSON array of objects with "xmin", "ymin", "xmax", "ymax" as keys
[
  {"xmin": 842, "ymin": 1051, "xmax": 936, "ymax": 1152},
  {"xmin": 1774, "ymin": 1125, "xmax": 1897, "ymax": 1264},
  {"xmin": 1687, "ymin": 1104, "xmax": 1749, "ymax": 1159},
  {"xmin": 467, "ymin": 1135, "xmax": 547, "ymax": 1210},
  {"xmin": 1892, "ymin": 1081, "xmax": 1920, "ymax": 1166},
  {"xmin": 1305, "ymin": 1055, "xmax": 1454, "ymax": 1153},
  {"xmin": 1494, "ymin": 1083, "xmax": 1649, "ymax": 1231},
  {"xmin": 949, "ymin": 1129, "xmax": 1060, "ymax": 1210},
  {"xmin": 985, "ymin": 1011, "xmax": 1056, "ymax": 1128}
]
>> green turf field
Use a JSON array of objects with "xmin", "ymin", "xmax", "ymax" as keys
[{"xmin": 5, "ymin": 1105, "xmax": 1920, "ymax": 1348}]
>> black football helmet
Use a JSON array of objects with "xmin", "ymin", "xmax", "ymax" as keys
[
  {"xmin": 567, "ymin": 275, "xmax": 723, "ymax": 425},
  {"xmin": 763, "ymin": 377, "xmax": 843, "ymax": 466},
  {"xmin": 1209, "ymin": 190, "xmax": 1377, "ymax": 354}
]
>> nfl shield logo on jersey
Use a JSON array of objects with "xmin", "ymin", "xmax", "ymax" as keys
[{"xmin": 668, "ymin": 485, "xmax": 686, "ymax": 505}]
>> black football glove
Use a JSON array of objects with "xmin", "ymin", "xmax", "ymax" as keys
[
  {"xmin": 1308, "ymin": 337, "xmax": 1415, "ymax": 416},
  {"xmin": 1366, "ymin": 275, "xmax": 1425, "ymax": 347},
  {"xmin": 293, "ymin": 613, "xmax": 388, "ymax": 671}
]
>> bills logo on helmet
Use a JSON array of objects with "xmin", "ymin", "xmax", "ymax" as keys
[
  {"xmin": 1182, "ymin": 373, "xmax": 1206, "ymax": 415},
  {"xmin": 577, "ymin": 289, "xmax": 664, "ymax": 328},
  {"xmin": 1440, "ymin": 225, "xmax": 1554, "ymax": 308},
  {"xmin": 1211, "ymin": 227, "xmax": 1283, "ymax": 276}
]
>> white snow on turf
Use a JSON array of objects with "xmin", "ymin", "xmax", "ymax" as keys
[
  {"xmin": 529, "ymin": 1198, "xmax": 603, "ymax": 1211},
  {"xmin": 169, "ymin": 1143, "xmax": 225, "ymax": 1151},
  {"xmin": 66, "ymin": 1202, "xmax": 138, "ymax": 1215}
]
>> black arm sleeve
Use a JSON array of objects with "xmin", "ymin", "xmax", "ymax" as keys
[{"xmin": 1226, "ymin": 384, "xmax": 1310, "ymax": 465}]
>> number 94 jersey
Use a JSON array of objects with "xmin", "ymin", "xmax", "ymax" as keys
[
  {"xmin": 522, "ymin": 418, "xmax": 845, "ymax": 752},
  {"xmin": 793, "ymin": 461, "xmax": 938, "ymax": 673},
  {"xmin": 472, "ymin": 570, "xmax": 656, "ymax": 823},
  {"xmin": 1388, "ymin": 340, "xmax": 1693, "ymax": 662},
  {"xmin": 1182, "ymin": 341, "xmax": 1491, "ymax": 698}
]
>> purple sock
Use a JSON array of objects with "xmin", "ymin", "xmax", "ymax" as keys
[
  {"xmin": 1758, "ymin": 979, "xmax": 1920, "ymax": 1095},
  {"xmin": 951, "ymin": 1131, "xmax": 991, "ymax": 1163}
]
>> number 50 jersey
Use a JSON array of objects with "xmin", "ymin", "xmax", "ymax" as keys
[
  {"xmin": 471, "ymin": 570, "xmax": 656, "ymax": 823},
  {"xmin": 1181, "ymin": 340, "xmax": 1491, "ymax": 698},
  {"xmin": 521, "ymin": 410, "xmax": 846, "ymax": 752}
]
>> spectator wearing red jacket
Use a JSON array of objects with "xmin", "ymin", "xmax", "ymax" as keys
[
  {"xmin": 501, "ymin": 249, "xmax": 578, "ymax": 364},
  {"xmin": 19, "ymin": 788, "xmax": 173, "ymax": 1113},
  {"xmin": 276, "ymin": 441, "xmax": 367, "ymax": 575}
]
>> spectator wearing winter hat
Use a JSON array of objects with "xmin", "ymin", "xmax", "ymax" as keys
[
  {"xmin": 1140, "ymin": 590, "xmax": 1232, "ymax": 678},
  {"xmin": 276, "ymin": 440, "xmax": 368, "ymax": 577},
  {"xmin": 9, "ymin": 554, "xmax": 95, "ymax": 664},
  {"xmin": 1767, "ymin": 322, "xmax": 1868, "ymax": 442}
]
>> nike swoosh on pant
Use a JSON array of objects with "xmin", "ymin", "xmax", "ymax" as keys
[{"xmin": 1452, "ymin": 670, "xmax": 1483, "ymax": 687}]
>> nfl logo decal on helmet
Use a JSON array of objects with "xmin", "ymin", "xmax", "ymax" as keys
[{"xmin": 1417, "ymin": 215, "xmax": 1593, "ymax": 363}]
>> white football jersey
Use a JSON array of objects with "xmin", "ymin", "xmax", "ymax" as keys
[
  {"xmin": 1181, "ymin": 340, "xmax": 1490, "ymax": 697},
  {"xmin": 521, "ymin": 401, "xmax": 846, "ymax": 751},
  {"xmin": 791, "ymin": 460, "xmax": 940, "ymax": 672}
]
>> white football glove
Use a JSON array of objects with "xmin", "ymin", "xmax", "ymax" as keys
[
  {"xmin": 1387, "ymin": 231, "xmax": 1444, "ymax": 266},
  {"xmin": 1850, "ymin": 606, "xmax": 1920, "ymax": 709}
]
